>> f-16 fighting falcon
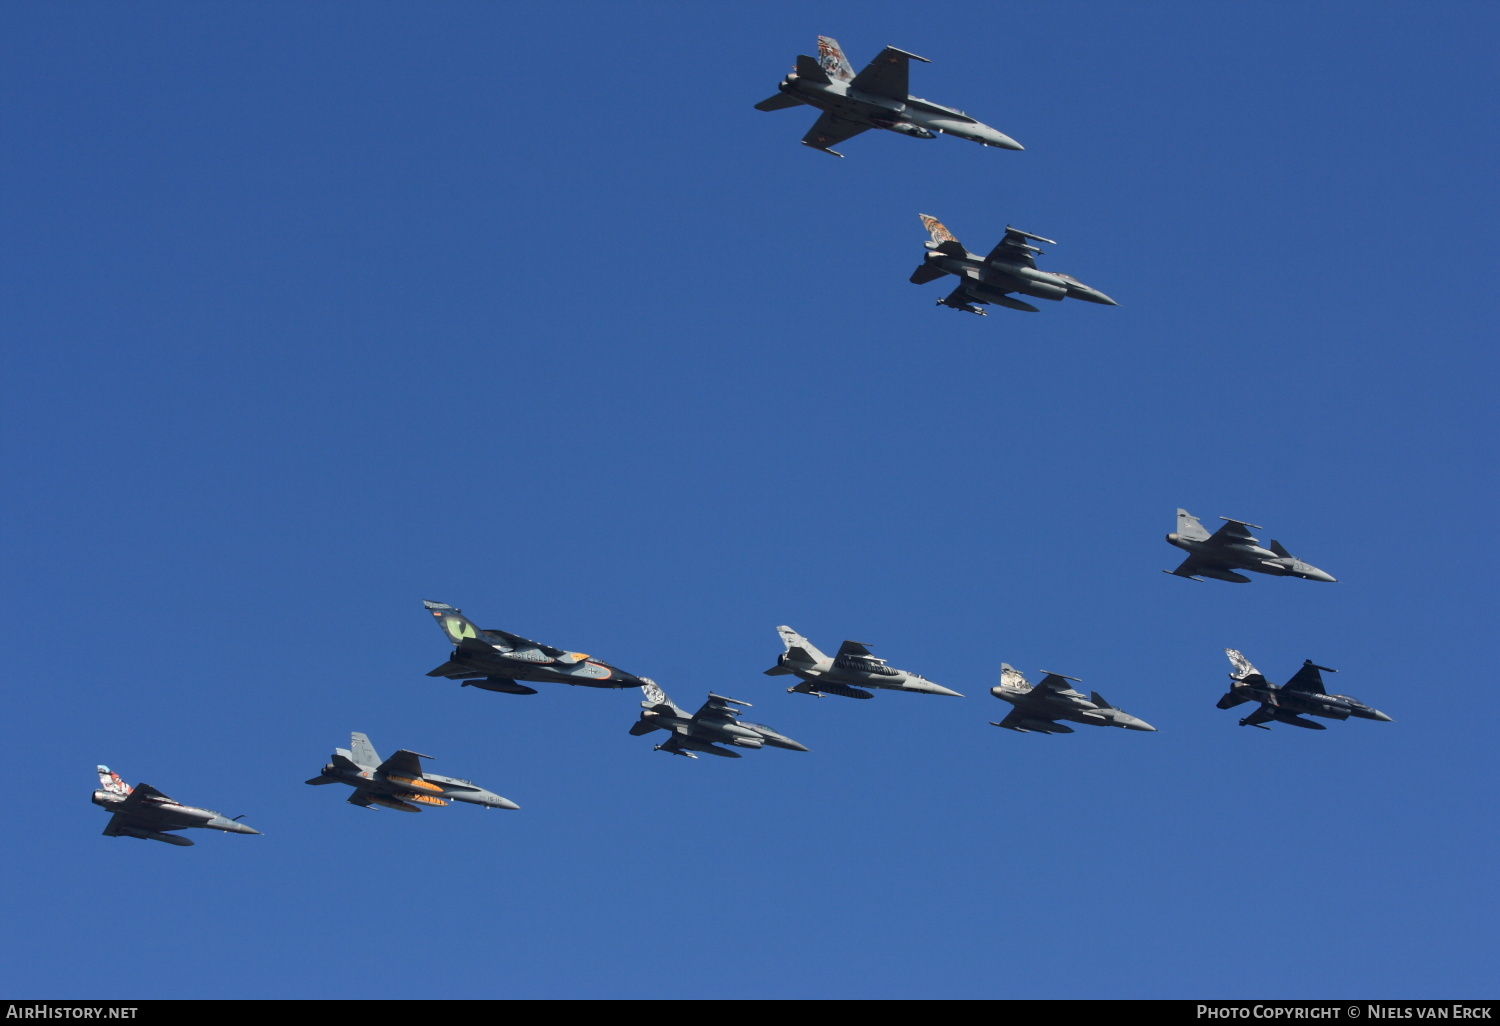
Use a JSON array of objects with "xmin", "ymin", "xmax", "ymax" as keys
[
  {"xmin": 754, "ymin": 35, "xmax": 1022, "ymax": 156},
  {"xmin": 910, "ymin": 215, "xmax": 1118, "ymax": 315},
  {"xmin": 765, "ymin": 626, "xmax": 963, "ymax": 699},
  {"xmin": 630, "ymin": 681, "xmax": 809, "ymax": 759},
  {"xmin": 305, "ymin": 732, "xmax": 519, "ymax": 811},
  {"xmin": 1218, "ymin": 650, "xmax": 1392, "ymax": 730},
  {"xmin": 1164, "ymin": 510, "xmax": 1336, "ymax": 584},
  {"xmin": 422, "ymin": 600, "xmax": 650, "ymax": 695},
  {"xmin": 989, "ymin": 665, "xmax": 1156, "ymax": 734},
  {"xmin": 92, "ymin": 765, "xmax": 260, "ymax": 846}
]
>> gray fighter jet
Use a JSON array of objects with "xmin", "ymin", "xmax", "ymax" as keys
[
  {"xmin": 1218, "ymin": 650, "xmax": 1391, "ymax": 730},
  {"xmin": 765, "ymin": 626, "xmax": 963, "ymax": 699},
  {"xmin": 1165, "ymin": 510, "xmax": 1336, "ymax": 583},
  {"xmin": 754, "ymin": 35, "xmax": 1022, "ymax": 156},
  {"xmin": 305, "ymin": 732, "xmax": 519, "ymax": 811},
  {"xmin": 422, "ymin": 600, "xmax": 650, "ymax": 694},
  {"xmin": 910, "ymin": 215, "xmax": 1118, "ymax": 315},
  {"xmin": 92, "ymin": 765, "xmax": 260, "ymax": 846},
  {"xmin": 990, "ymin": 665, "xmax": 1157, "ymax": 734},
  {"xmin": 630, "ymin": 681, "xmax": 809, "ymax": 759}
]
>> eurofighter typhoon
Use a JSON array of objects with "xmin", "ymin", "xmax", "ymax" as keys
[
  {"xmin": 990, "ymin": 665, "xmax": 1156, "ymax": 734},
  {"xmin": 754, "ymin": 35, "xmax": 1022, "ymax": 157},
  {"xmin": 1217, "ymin": 650, "xmax": 1391, "ymax": 730},
  {"xmin": 93, "ymin": 765, "xmax": 260, "ymax": 846},
  {"xmin": 911, "ymin": 216, "xmax": 1118, "ymax": 315},
  {"xmin": 306, "ymin": 732, "xmax": 519, "ymax": 811},
  {"xmin": 423, "ymin": 600, "xmax": 649, "ymax": 694},
  {"xmin": 630, "ymin": 681, "xmax": 809, "ymax": 759},
  {"xmin": 1165, "ymin": 510, "xmax": 1336, "ymax": 583},
  {"xmin": 765, "ymin": 626, "xmax": 962, "ymax": 699}
]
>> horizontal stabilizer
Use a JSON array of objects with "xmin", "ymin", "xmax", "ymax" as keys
[
  {"xmin": 910, "ymin": 263, "xmax": 947, "ymax": 285},
  {"xmin": 763, "ymin": 664, "xmax": 794, "ymax": 676},
  {"xmin": 426, "ymin": 660, "xmax": 479, "ymax": 679},
  {"xmin": 754, "ymin": 92, "xmax": 803, "ymax": 112}
]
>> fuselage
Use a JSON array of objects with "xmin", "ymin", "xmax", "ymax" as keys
[
  {"xmin": 991, "ymin": 686, "xmax": 1155, "ymax": 731},
  {"xmin": 444, "ymin": 644, "xmax": 644, "ymax": 689},
  {"xmin": 1167, "ymin": 534, "xmax": 1336, "ymax": 582},
  {"xmin": 924, "ymin": 250, "xmax": 1117, "ymax": 307},
  {"xmin": 777, "ymin": 74, "xmax": 1022, "ymax": 149},
  {"xmin": 778, "ymin": 651, "xmax": 962, "ymax": 697},
  {"xmin": 1224, "ymin": 684, "xmax": 1390, "ymax": 722},
  {"xmin": 312, "ymin": 760, "xmax": 518, "ymax": 810},
  {"xmin": 93, "ymin": 791, "xmax": 257, "ymax": 834}
]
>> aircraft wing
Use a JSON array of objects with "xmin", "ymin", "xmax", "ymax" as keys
[
  {"xmin": 119, "ymin": 783, "xmax": 175, "ymax": 809},
  {"xmin": 802, "ymin": 112, "xmax": 870, "ymax": 153},
  {"xmin": 1283, "ymin": 662, "xmax": 1328, "ymax": 694},
  {"xmin": 1166, "ymin": 555, "xmax": 1208, "ymax": 579},
  {"xmin": 1241, "ymin": 704, "xmax": 1276, "ymax": 727},
  {"xmin": 482, "ymin": 626, "xmax": 563, "ymax": 656},
  {"xmin": 849, "ymin": 46, "xmax": 928, "ymax": 100},
  {"xmin": 994, "ymin": 708, "xmax": 1033, "ymax": 730},
  {"xmin": 102, "ymin": 812, "xmax": 134, "ymax": 835},
  {"xmin": 983, "ymin": 227, "xmax": 1054, "ymax": 268},
  {"xmin": 1205, "ymin": 519, "xmax": 1259, "ymax": 546},
  {"xmin": 346, "ymin": 790, "xmax": 376, "ymax": 808},
  {"xmin": 376, "ymin": 749, "xmax": 430, "ymax": 779},
  {"xmin": 690, "ymin": 693, "xmax": 751, "ymax": 723},
  {"xmin": 835, "ymin": 640, "xmax": 874, "ymax": 659},
  {"xmin": 1031, "ymin": 672, "xmax": 1082, "ymax": 695}
]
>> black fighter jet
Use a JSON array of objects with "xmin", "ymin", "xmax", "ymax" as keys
[
  {"xmin": 1218, "ymin": 649, "xmax": 1392, "ymax": 730},
  {"xmin": 422, "ymin": 600, "xmax": 649, "ymax": 695}
]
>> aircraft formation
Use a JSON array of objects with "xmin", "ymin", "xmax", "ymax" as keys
[{"xmin": 94, "ymin": 35, "xmax": 1390, "ymax": 846}]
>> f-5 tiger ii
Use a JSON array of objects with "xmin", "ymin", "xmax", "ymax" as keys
[
  {"xmin": 92, "ymin": 765, "xmax": 260, "ymax": 846},
  {"xmin": 765, "ymin": 626, "xmax": 962, "ymax": 699},
  {"xmin": 754, "ymin": 35, "xmax": 1022, "ymax": 157},
  {"xmin": 306, "ymin": 732, "xmax": 519, "ymax": 811},
  {"xmin": 1217, "ymin": 650, "xmax": 1391, "ymax": 730},
  {"xmin": 423, "ymin": 600, "xmax": 650, "ymax": 695},
  {"xmin": 1165, "ymin": 509, "xmax": 1336, "ymax": 584},
  {"xmin": 990, "ymin": 665, "xmax": 1156, "ymax": 734},
  {"xmin": 630, "ymin": 681, "xmax": 809, "ymax": 759},
  {"xmin": 911, "ymin": 215, "xmax": 1118, "ymax": 315}
]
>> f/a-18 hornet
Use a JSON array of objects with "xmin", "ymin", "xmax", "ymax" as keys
[
  {"xmin": 306, "ymin": 732, "xmax": 519, "ymax": 811},
  {"xmin": 422, "ymin": 600, "xmax": 649, "ymax": 695},
  {"xmin": 990, "ymin": 665, "xmax": 1156, "ymax": 734},
  {"xmin": 754, "ymin": 35, "xmax": 1022, "ymax": 157},
  {"xmin": 765, "ymin": 626, "xmax": 962, "ymax": 699},
  {"xmin": 1218, "ymin": 650, "xmax": 1391, "ymax": 730},
  {"xmin": 1165, "ymin": 510, "xmax": 1336, "ymax": 583},
  {"xmin": 630, "ymin": 681, "xmax": 809, "ymax": 759},
  {"xmin": 911, "ymin": 215, "xmax": 1118, "ymax": 315},
  {"xmin": 93, "ymin": 765, "xmax": 260, "ymax": 846}
]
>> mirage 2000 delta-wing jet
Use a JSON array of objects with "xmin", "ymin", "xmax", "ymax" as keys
[
  {"xmin": 422, "ymin": 600, "xmax": 650, "ymax": 695},
  {"xmin": 306, "ymin": 732, "xmax": 519, "ymax": 811},
  {"xmin": 1164, "ymin": 510, "xmax": 1336, "ymax": 583},
  {"xmin": 92, "ymin": 766, "xmax": 260, "ymax": 846},
  {"xmin": 990, "ymin": 665, "xmax": 1156, "ymax": 734},
  {"xmin": 765, "ymin": 626, "xmax": 962, "ymax": 699},
  {"xmin": 1217, "ymin": 650, "xmax": 1391, "ymax": 730},
  {"xmin": 629, "ymin": 681, "xmax": 809, "ymax": 759},
  {"xmin": 754, "ymin": 35, "xmax": 1023, "ymax": 157},
  {"xmin": 910, "ymin": 215, "xmax": 1118, "ymax": 316}
]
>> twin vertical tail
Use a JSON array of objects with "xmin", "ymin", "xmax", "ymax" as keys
[{"xmin": 96, "ymin": 765, "xmax": 132, "ymax": 796}]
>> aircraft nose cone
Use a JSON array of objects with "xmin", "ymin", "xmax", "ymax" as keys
[
  {"xmin": 1372, "ymin": 710, "xmax": 1393, "ymax": 722},
  {"xmin": 987, "ymin": 131, "xmax": 1024, "ymax": 150},
  {"xmin": 1126, "ymin": 720, "xmax": 1158, "ymax": 732},
  {"xmin": 926, "ymin": 683, "xmax": 965, "ymax": 698},
  {"xmin": 223, "ymin": 821, "xmax": 261, "ymax": 834},
  {"xmin": 492, "ymin": 796, "xmax": 521, "ymax": 810},
  {"xmin": 782, "ymin": 739, "xmax": 811, "ymax": 752},
  {"xmin": 1309, "ymin": 569, "xmax": 1338, "ymax": 583}
]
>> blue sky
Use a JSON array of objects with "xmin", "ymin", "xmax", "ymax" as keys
[{"xmin": 2, "ymin": 1, "xmax": 1496, "ymax": 999}]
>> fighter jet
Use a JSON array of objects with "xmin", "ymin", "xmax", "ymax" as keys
[
  {"xmin": 92, "ymin": 765, "xmax": 260, "ymax": 846},
  {"xmin": 989, "ymin": 665, "xmax": 1156, "ymax": 734},
  {"xmin": 1217, "ymin": 650, "xmax": 1391, "ymax": 730},
  {"xmin": 1165, "ymin": 510, "xmax": 1336, "ymax": 584},
  {"xmin": 630, "ymin": 681, "xmax": 809, "ymax": 759},
  {"xmin": 910, "ymin": 215, "xmax": 1118, "ymax": 315},
  {"xmin": 754, "ymin": 35, "xmax": 1023, "ymax": 156},
  {"xmin": 765, "ymin": 626, "xmax": 962, "ymax": 699},
  {"xmin": 422, "ymin": 600, "xmax": 649, "ymax": 695},
  {"xmin": 305, "ymin": 732, "xmax": 519, "ymax": 811}
]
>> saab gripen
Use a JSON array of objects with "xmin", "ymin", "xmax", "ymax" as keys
[
  {"xmin": 1218, "ymin": 650, "xmax": 1392, "ymax": 730},
  {"xmin": 1165, "ymin": 510, "xmax": 1336, "ymax": 584},
  {"xmin": 423, "ymin": 600, "xmax": 649, "ymax": 695},
  {"xmin": 754, "ymin": 35, "xmax": 1022, "ymax": 157},
  {"xmin": 306, "ymin": 732, "xmax": 519, "ymax": 811},
  {"xmin": 630, "ymin": 681, "xmax": 809, "ymax": 759},
  {"xmin": 911, "ymin": 216, "xmax": 1118, "ymax": 315},
  {"xmin": 990, "ymin": 665, "xmax": 1156, "ymax": 734},
  {"xmin": 93, "ymin": 765, "xmax": 260, "ymax": 846},
  {"xmin": 766, "ymin": 626, "xmax": 962, "ymax": 699}
]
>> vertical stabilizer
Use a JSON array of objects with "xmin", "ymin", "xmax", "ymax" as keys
[
  {"xmin": 96, "ymin": 765, "xmax": 132, "ymax": 796},
  {"xmin": 776, "ymin": 626, "xmax": 828, "ymax": 664},
  {"xmin": 1224, "ymin": 649, "xmax": 1264, "ymax": 684},
  {"xmin": 999, "ymin": 664, "xmax": 1032, "ymax": 691},
  {"xmin": 816, "ymin": 36, "xmax": 855, "ymax": 82},
  {"xmin": 1175, "ymin": 509, "xmax": 1212, "ymax": 542},
  {"xmin": 349, "ymin": 732, "xmax": 381, "ymax": 769},
  {"xmin": 639, "ymin": 678, "xmax": 685, "ymax": 715}
]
